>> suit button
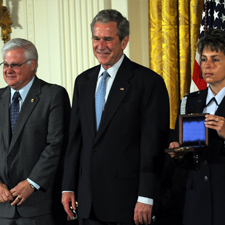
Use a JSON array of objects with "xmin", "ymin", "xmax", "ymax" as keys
[
  {"xmin": 92, "ymin": 148, "xmax": 97, "ymax": 152},
  {"xmin": 203, "ymin": 160, "xmax": 208, "ymax": 165},
  {"xmin": 204, "ymin": 176, "xmax": 209, "ymax": 181}
]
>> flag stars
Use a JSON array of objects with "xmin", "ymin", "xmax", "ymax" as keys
[
  {"xmin": 202, "ymin": 11, "xmax": 205, "ymax": 20},
  {"xmin": 215, "ymin": 0, "xmax": 221, "ymax": 7},
  {"xmin": 200, "ymin": 24, "xmax": 205, "ymax": 34},
  {"xmin": 221, "ymin": 13, "xmax": 225, "ymax": 22},
  {"xmin": 214, "ymin": 10, "xmax": 219, "ymax": 20}
]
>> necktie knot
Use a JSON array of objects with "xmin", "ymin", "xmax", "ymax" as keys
[
  {"xmin": 12, "ymin": 91, "xmax": 21, "ymax": 102},
  {"xmin": 102, "ymin": 71, "xmax": 108, "ymax": 80}
]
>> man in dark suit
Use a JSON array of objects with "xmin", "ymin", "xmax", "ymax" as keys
[
  {"xmin": 0, "ymin": 38, "xmax": 70, "ymax": 225},
  {"xmin": 169, "ymin": 29, "xmax": 225, "ymax": 225},
  {"xmin": 62, "ymin": 9, "xmax": 169, "ymax": 225}
]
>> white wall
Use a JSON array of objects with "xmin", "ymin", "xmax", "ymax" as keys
[{"xmin": 0, "ymin": 0, "xmax": 149, "ymax": 101}]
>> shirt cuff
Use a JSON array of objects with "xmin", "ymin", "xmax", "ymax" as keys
[
  {"xmin": 137, "ymin": 196, "xmax": 154, "ymax": 205},
  {"xmin": 27, "ymin": 178, "xmax": 40, "ymax": 190}
]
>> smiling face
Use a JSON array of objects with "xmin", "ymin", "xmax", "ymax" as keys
[
  {"xmin": 200, "ymin": 47, "xmax": 225, "ymax": 94},
  {"xmin": 3, "ymin": 48, "xmax": 36, "ymax": 90},
  {"xmin": 92, "ymin": 21, "xmax": 129, "ymax": 70}
]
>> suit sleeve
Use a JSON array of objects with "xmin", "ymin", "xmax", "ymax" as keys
[
  {"xmin": 138, "ymin": 75, "xmax": 169, "ymax": 200},
  {"xmin": 28, "ymin": 87, "xmax": 71, "ymax": 190}
]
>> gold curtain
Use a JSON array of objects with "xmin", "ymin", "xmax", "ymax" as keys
[{"xmin": 149, "ymin": 0, "xmax": 203, "ymax": 128}]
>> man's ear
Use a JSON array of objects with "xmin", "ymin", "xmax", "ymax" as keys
[
  {"xmin": 30, "ymin": 59, "xmax": 37, "ymax": 71},
  {"xmin": 121, "ymin": 35, "xmax": 129, "ymax": 50}
]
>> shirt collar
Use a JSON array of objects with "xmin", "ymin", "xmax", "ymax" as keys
[
  {"xmin": 206, "ymin": 86, "xmax": 225, "ymax": 106},
  {"xmin": 11, "ymin": 76, "xmax": 35, "ymax": 102},
  {"xmin": 98, "ymin": 54, "xmax": 125, "ymax": 79}
]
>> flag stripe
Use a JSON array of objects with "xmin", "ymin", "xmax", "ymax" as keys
[{"xmin": 192, "ymin": 60, "xmax": 207, "ymax": 90}]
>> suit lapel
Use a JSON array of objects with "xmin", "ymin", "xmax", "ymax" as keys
[
  {"xmin": 82, "ymin": 66, "xmax": 99, "ymax": 141},
  {"xmin": 0, "ymin": 87, "xmax": 11, "ymax": 149},
  {"xmin": 95, "ymin": 56, "xmax": 133, "ymax": 142},
  {"xmin": 9, "ymin": 77, "xmax": 41, "ymax": 150}
]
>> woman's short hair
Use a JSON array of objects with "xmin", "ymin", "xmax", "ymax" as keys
[{"xmin": 197, "ymin": 29, "xmax": 225, "ymax": 56}]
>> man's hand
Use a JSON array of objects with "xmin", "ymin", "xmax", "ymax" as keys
[
  {"xmin": 205, "ymin": 114, "xmax": 225, "ymax": 139},
  {"xmin": 10, "ymin": 180, "xmax": 34, "ymax": 206},
  {"xmin": 134, "ymin": 202, "xmax": 152, "ymax": 225},
  {"xmin": 62, "ymin": 192, "xmax": 76, "ymax": 220},
  {"xmin": 0, "ymin": 182, "xmax": 13, "ymax": 203}
]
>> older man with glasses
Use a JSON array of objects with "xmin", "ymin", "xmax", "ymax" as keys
[{"xmin": 0, "ymin": 38, "xmax": 70, "ymax": 225}]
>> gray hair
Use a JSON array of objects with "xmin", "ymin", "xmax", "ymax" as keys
[
  {"xmin": 2, "ymin": 38, "xmax": 38, "ymax": 71},
  {"xmin": 90, "ymin": 9, "xmax": 130, "ymax": 41}
]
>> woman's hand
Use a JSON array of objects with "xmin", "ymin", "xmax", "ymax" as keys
[{"xmin": 205, "ymin": 114, "xmax": 225, "ymax": 139}]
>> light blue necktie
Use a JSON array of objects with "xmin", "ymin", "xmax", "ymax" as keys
[
  {"xmin": 95, "ymin": 71, "xmax": 108, "ymax": 130},
  {"xmin": 10, "ymin": 91, "xmax": 21, "ymax": 134}
]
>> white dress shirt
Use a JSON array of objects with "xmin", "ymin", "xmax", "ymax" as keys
[{"xmin": 203, "ymin": 86, "xmax": 225, "ymax": 114}]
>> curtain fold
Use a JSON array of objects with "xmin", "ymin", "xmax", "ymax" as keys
[{"xmin": 149, "ymin": 0, "xmax": 203, "ymax": 128}]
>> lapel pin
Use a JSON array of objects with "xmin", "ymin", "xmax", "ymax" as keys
[
  {"xmin": 31, "ymin": 99, "xmax": 34, "ymax": 103},
  {"xmin": 120, "ymin": 88, "xmax": 124, "ymax": 91}
]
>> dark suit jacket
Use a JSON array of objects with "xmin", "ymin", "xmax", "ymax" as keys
[
  {"xmin": 62, "ymin": 55, "xmax": 170, "ymax": 222},
  {"xmin": 0, "ymin": 76, "xmax": 70, "ymax": 219},
  {"xmin": 174, "ymin": 88, "xmax": 225, "ymax": 225}
]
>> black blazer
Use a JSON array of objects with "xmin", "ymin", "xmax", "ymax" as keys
[
  {"xmin": 0, "ymin": 76, "xmax": 71, "ymax": 218},
  {"xmin": 174, "ymin": 89, "xmax": 225, "ymax": 225},
  {"xmin": 62, "ymin": 55, "xmax": 170, "ymax": 222}
]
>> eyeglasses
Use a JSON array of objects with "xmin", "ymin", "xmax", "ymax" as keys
[{"xmin": 0, "ymin": 59, "xmax": 32, "ymax": 70}]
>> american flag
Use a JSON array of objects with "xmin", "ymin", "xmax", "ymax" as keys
[{"xmin": 190, "ymin": 0, "xmax": 225, "ymax": 92}]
